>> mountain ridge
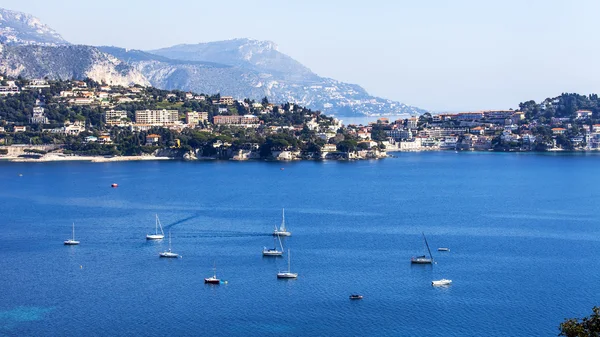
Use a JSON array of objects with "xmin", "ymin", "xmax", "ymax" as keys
[
  {"xmin": 0, "ymin": 8, "xmax": 67, "ymax": 46},
  {"xmin": 0, "ymin": 8, "xmax": 425, "ymax": 116}
]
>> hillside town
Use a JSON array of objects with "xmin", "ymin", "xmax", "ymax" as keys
[{"xmin": 1, "ymin": 76, "xmax": 600, "ymax": 161}]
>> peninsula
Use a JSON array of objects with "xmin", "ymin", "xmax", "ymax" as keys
[{"xmin": 1, "ymin": 76, "xmax": 599, "ymax": 162}]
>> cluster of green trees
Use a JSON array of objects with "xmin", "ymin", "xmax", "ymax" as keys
[
  {"xmin": 520, "ymin": 93, "xmax": 600, "ymax": 121},
  {"xmin": 559, "ymin": 307, "xmax": 600, "ymax": 337}
]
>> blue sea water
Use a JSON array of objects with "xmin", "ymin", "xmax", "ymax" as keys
[{"xmin": 0, "ymin": 152, "xmax": 599, "ymax": 336}]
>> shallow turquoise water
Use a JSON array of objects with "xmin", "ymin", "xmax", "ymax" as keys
[{"xmin": 0, "ymin": 152, "xmax": 599, "ymax": 336}]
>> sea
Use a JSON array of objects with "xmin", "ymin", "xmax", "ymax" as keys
[{"xmin": 1, "ymin": 152, "xmax": 599, "ymax": 336}]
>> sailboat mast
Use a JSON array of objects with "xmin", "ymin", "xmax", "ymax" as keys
[
  {"xmin": 155, "ymin": 214, "xmax": 159, "ymax": 235},
  {"xmin": 288, "ymin": 249, "xmax": 291, "ymax": 272},
  {"xmin": 281, "ymin": 208, "xmax": 286, "ymax": 231},
  {"xmin": 72, "ymin": 223, "xmax": 75, "ymax": 240},
  {"xmin": 423, "ymin": 233, "xmax": 433, "ymax": 260}
]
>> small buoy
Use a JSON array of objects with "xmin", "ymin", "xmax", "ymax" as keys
[
  {"xmin": 280, "ymin": 168, "xmax": 284, "ymax": 171},
  {"xmin": 18, "ymin": 174, "xmax": 23, "ymax": 177},
  {"xmin": 80, "ymin": 265, "xmax": 83, "ymax": 269},
  {"xmin": 111, "ymin": 183, "xmax": 118, "ymax": 188}
]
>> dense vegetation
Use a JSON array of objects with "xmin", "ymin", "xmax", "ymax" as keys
[
  {"xmin": 560, "ymin": 307, "xmax": 600, "ymax": 337},
  {"xmin": 0, "ymin": 77, "xmax": 355, "ymax": 158}
]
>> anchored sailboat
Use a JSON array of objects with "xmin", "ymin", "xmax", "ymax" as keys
[
  {"xmin": 273, "ymin": 208, "xmax": 291, "ymax": 237},
  {"xmin": 64, "ymin": 222, "xmax": 80, "ymax": 245},
  {"xmin": 411, "ymin": 233, "xmax": 433, "ymax": 264},
  {"xmin": 159, "ymin": 231, "xmax": 179, "ymax": 258},
  {"xmin": 277, "ymin": 249, "xmax": 298, "ymax": 279},
  {"xmin": 146, "ymin": 214, "xmax": 165, "ymax": 240},
  {"xmin": 204, "ymin": 263, "xmax": 222, "ymax": 284},
  {"xmin": 263, "ymin": 233, "xmax": 284, "ymax": 256}
]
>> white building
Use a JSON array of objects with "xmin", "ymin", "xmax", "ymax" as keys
[
  {"xmin": 135, "ymin": 109, "xmax": 179, "ymax": 125},
  {"xmin": 105, "ymin": 110, "xmax": 129, "ymax": 126},
  {"xmin": 30, "ymin": 107, "xmax": 49, "ymax": 124},
  {"xmin": 186, "ymin": 111, "xmax": 209, "ymax": 126}
]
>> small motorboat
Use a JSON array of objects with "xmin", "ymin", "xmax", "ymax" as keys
[
  {"xmin": 437, "ymin": 247, "xmax": 450, "ymax": 252},
  {"xmin": 432, "ymin": 279, "xmax": 452, "ymax": 286},
  {"xmin": 349, "ymin": 294, "xmax": 363, "ymax": 300},
  {"xmin": 111, "ymin": 183, "xmax": 118, "ymax": 188}
]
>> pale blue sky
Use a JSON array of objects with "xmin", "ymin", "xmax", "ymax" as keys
[{"xmin": 3, "ymin": 0, "xmax": 600, "ymax": 111}]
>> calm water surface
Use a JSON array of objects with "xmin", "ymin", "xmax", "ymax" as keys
[{"xmin": 0, "ymin": 152, "xmax": 599, "ymax": 336}]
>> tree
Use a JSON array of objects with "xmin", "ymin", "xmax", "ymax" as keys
[{"xmin": 560, "ymin": 307, "xmax": 600, "ymax": 337}]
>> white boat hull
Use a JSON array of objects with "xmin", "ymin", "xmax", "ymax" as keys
[
  {"xmin": 146, "ymin": 234, "xmax": 164, "ymax": 240},
  {"xmin": 277, "ymin": 272, "xmax": 298, "ymax": 279},
  {"xmin": 432, "ymin": 279, "xmax": 452, "ymax": 286},
  {"xmin": 273, "ymin": 231, "xmax": 291, "ymax": 237},
  {"xmin": 159, "ymin": 252, "xmax": 179, "ymax": 258},
  {"xmin": 64, "ymin": 240, "xmax": 80, "ymax": 245},
  {"xmin": 262, "ymin": 250, "xmax": 283, "ymax": 256}
]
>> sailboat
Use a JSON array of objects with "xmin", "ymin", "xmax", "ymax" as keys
[
  {"xmin": 204, "ymin": 263, "xmax": 221, "ymax": 284},
  {"xmin": 411, "ymin": 233, "xmax": 433, "ymax": 264},
  {"xmin": 263, "ymin": 233, "xmax": 284, "ymax": 256},
  {"xmin": 146, "ymin": 214, "xmax": 165, "ymax": 240},
  {"xmin": 273, "ymin": 208, "xmax": 291, "ymax": 237},
  {"xmin": 64, "ymin": 222, "xmax": 80, "ymax": 245},
  {"xmin": 159, "ymin": 231, "xmax": 179, "ymax": 258},
  {"xmin": 277, "ymin": 249, "xmax": 298, "ymax": 279}
]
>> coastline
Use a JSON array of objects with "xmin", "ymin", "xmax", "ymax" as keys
[
  {"xmin": 0, "ymin": 153, "xmax": 175, "ymax": 163},
  {"xmin": 3, "ymin": 148, "xmax": 600, "ymax": 163}
]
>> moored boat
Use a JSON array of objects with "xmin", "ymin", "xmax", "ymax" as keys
[
  {"xmin": 349, "ymin": 294, "xmax": 364, "ymax": 300},
  {"xmin": 277, "ymin": 249, "xmax": 298, "ymax": 279},
  {"xmin": 273, "ymin": 208, "xmax": 291, "ymax": 237},
  {"xmin": 411, "ymin": 233, "xmax": 433, "ymax": 264},
  {"xmin": 159, "ymin": 231, "xmax": 179, "ymax": 258},
  {"xmin": 64, "ymin": 222, "xmax": 80, "ymax": 245},
  {"xmin": 438, "ymin": 247, "xmax": 450, "ymax": 252},
  {"xmin": 432, "ymin": 279, "xmax": 452, "ymax": 286},
  {"xmin": 204, "ymin": 263, "xmax": 222, "ymax": 284},
  {"xmin": 146, "ymin": 214, "xmax": 165, "ymax": 240},
  {"xmin": 263, "ymin": 234, "xmax": 284, "ymax": 256}
]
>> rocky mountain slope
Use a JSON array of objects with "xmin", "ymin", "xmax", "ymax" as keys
[
  {"xmin": 0, "ymin": 8, "xmax": 67, "ymax": 46},
  {"xmin": 146, "ymin": 39, "xmax": 424, "ymax": 116},
  {"xmin": 0, "ymin": 44, "xmax": 148, "ymax": 86},
  {"xmin": 0, "ymin": 8, "xmax": 425, "ymax": 116}
]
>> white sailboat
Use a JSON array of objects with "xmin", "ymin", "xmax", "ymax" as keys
[
  {"xmin": 64, "ymin": 222, "xmax": 80, "ymax": 245},
  {"xmin": 146, "ymin": 214, "xmax": 165, "ymax": 240},
  {"xmin": 263, "ymin": 234, "xmax": 284, "ymax": 256},
  {"xmin": 159, "ymin": 231, "xmax": 179, "ymax": 258},
  {"xmin": 277, "ymin": 249, "xmax": 298, "ymax": 279},
  {"xmin": 273, "ymin": 208, "xmax": 291, "ymax": 237}
]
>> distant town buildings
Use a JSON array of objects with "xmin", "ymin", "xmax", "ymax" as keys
[
  {"xmin": 135, "ymin": 109, "xmax": 179, "ymax": 125},
  {"xmin": 213, "ymin": 115, "xmax": 259, "ymax": 126},
  {"xmin": 186, "ymin": 111, "xmax": 208, "ymax": 127}
]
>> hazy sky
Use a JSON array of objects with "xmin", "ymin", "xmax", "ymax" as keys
[{"xmin": 3, "ymin": 0, "xmax": 600, "ymax": 111}]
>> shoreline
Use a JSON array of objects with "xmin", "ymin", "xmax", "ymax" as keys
[
  {"xmin": 0, "ymin": 154, "xmax": 175, "ymax": 163},
  {"xmin": 2, "ymin": 148, "xmax": 600, "ymax": 163}
]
